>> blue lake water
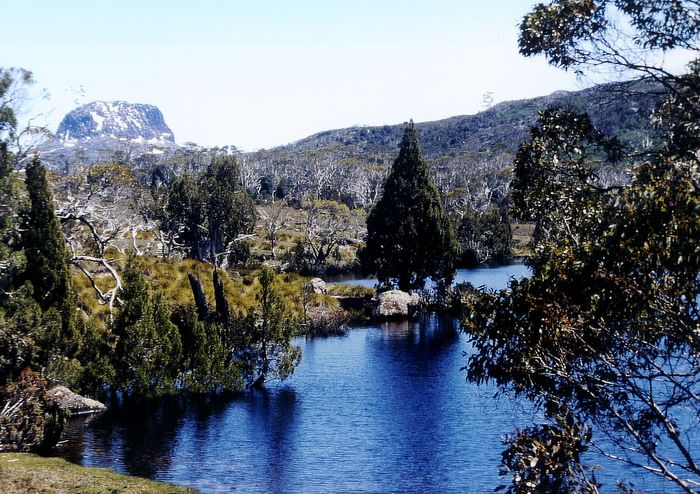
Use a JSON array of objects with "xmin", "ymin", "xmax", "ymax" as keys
[
  {"xmin": 325, "ymin": 264, "xmax": 531, "ymax": 290},
  {"xmin": 56, "ymin": 265, "xmax": 670, "ymax": 493}
]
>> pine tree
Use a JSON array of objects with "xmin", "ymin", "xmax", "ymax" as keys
[
  {"xmin": 361, "ymin": 122, "xmax": 458, "ymax": 291},
  {"xmin": 174, "ymin": 307, "xmax": 242, "ymax": 393},
  {"xmin": 244, "ymin": 266, "xmax": 301, "ymax": 389},
  {"xmin": 112, "ymin": 254, "xmax": 182, "ymax": 396},
  {"xmin": 202, "ymin": 155, "xmax": 256, "ymax": 265},
  {"xmin": 22, "ymin": 158, "xmax": 76, "ymax": 351}
]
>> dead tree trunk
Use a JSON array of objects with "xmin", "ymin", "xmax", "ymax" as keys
[{"xmin": 188, "ymin": 273, "xmax": 210, "ymax": 322}]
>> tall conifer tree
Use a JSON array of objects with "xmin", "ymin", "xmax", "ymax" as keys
[
  {"xmin": 361, "ymin": 122, "xmax": 458, "ymax": 291},
  {"xmin": 22, "ymin": 158, "xmax": 76, "ymax": 349}
]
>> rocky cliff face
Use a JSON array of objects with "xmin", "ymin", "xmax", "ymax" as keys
[
  {"xmin": 40, "ymin": 101, "xmax": 178, "ymax": 173},
  {"xmin": 56, "ymin": 101, "xmax": 175, "ymax": 143}
]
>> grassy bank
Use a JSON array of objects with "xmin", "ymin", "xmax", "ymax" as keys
[{"xmin": 0, "ymin": 453, "xmax": 196, "ymax": 493}]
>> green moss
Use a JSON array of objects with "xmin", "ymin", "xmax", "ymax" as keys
[{"xmin": 0, "ymin": 453, "xmax": 196, "ymax": 493}]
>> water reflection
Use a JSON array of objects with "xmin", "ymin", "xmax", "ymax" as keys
[
  {"xmin": 57, "ymin": 310, "xmax": 525, "ymax": 493},
  {"xmin": 56, "ymin": 265, "xmax": 671, "ymax": 493}
]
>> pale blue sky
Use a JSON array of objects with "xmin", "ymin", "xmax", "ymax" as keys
[{"xmin": 3, "ymin": 1, "xmax": 583, "ymax": 150}]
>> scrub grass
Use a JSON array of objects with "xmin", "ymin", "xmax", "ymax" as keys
[{"xmin": 0, "ymin": 453, "xmax": 196, "ymax": 493}]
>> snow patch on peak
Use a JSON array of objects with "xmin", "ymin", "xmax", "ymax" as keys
[{"xmin": 90, "ymin": 111, "xmax": 105, "ymax": 132}]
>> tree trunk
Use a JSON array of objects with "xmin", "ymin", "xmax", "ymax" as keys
[
  {"xmin": 252, "ymin": 373, "xmax": 265, "ymax": 390},
  {"xmin": 213, "ymin": 268, "xmax": 231, "ymax": 326},
  {"xmin": 188, "ymin": 273, "xmax": 210, "ymax": 321}
]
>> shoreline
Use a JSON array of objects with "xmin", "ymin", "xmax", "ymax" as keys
[{"xmin": 0, "ymin": 453, "xmax": 196, "ymax": 493}]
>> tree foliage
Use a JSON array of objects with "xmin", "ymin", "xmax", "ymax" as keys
[
  {"xmin": 288, "ymin": 200, "xmax": 361, "ymax": 275},
  {"xmin": 238, "ymin": 266, "xmax": 301, "ymax": 389},
  {"xmin": 361, "ymin": 122, "xmax": 458, "ymax": 291},
  {"xmin": 0, "ymin": 368, "xmax": 66, "ymax": 453},
  {"xmin": 519, "ymin": 1, "xmax": 700, "ymax": 74},
  {"xmin": 0, "ymin": 76, "xmax": 75, "ymax": 452},
  {"xmin": 462, "ymin": 2, "xmax": 700, "ymax": 492},
  {"xmin": 173, "ymin": 306, "xmax": 242, "ymax": 393},
  {"xmin": 457, "ymin": 205, "xmax": 513, "ymax": 267},
  {"xmin": 112, "ymin": 254, "xmax": 182, "ymax": 396},
  {"xmin": 22, "ymin": 158, "xmax": 77, "ymax": 350},
  {"xmin": 166, "ymin": 155, "xmax": 256, "ymax": 264},
  {"xmin": 497, "ymin": 415, "xmax": 598, "ymax": 494}
]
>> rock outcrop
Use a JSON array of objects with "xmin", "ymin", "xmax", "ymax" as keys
[
  {"xmin": 47, "ymin": 386, "xmax": 106, "ymax": 416},
  {"xmin": 373, "ymin": 290, "xmax": 420, "ymax": 319},
  {"xmin": 305, "ymin": 278, "xmax": 327, "ymax": 294},
  {"xmin": 39, "ymin": 101, "xmax": 179, "ymax": 173},
  {"xmin": 56, "ymin": 101, "xmax": 175, "ymax": 143}
]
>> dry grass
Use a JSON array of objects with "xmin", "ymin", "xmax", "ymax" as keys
[
  {"xmin": 0, "ymin": 453, "xmax": 196, "ymax": 493},
  {"xmin": 72, "ymin": 253, "xmax": 344, "ymax": 327}
]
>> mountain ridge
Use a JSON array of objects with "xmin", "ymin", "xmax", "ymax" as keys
[
  {"xmin": 39, "ymin": 79, "xmax": 663, "ymax": 183},
  {"xmin": 278, "ymin": 79, "xmax": 661, "ymax": 158}
]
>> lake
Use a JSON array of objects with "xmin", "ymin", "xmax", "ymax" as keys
[{"xmin": 56, "ymin": 265, "xmax": 665, "ymax": 493}]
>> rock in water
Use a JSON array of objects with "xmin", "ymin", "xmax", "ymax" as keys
[
  {"xmin": 373, "ymin": 290, "xmax": 420, "ymax": 319},
  {"xmin": 47, "ymin": 386, "xmax": 106, "ymax": 416}
]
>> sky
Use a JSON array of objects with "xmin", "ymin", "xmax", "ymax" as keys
[{"xmin": 2, "ymin": 1, "xmax": 585, "ymax": 151}]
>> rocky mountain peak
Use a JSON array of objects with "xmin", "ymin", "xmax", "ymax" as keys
[{"xmin": 56, "ymin": 101, "xmax": 175, "ymax": 143}]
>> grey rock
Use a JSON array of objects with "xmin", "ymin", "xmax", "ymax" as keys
[
  {"xmin": 373, "ymin": 290, "xmax": 420, "ymax": 319},
  {"xmin": 56, "ymin": 101, "xmax": 175, "ymax": 143},
  {"xmin": 39, "ymin": 100, "xmax": 180, "ymax": 173},
  {"xmin": 47, "ymin": 386, "xmax": 106, "ymax": 416},
  {"xmin": 305, "ymin": 278, "xmax": 327, "ymax": 294}
]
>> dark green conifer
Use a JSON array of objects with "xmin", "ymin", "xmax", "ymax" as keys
[
  {"xmin": 166, "ymin": 155, "xmax": 256, "ymax": 264},
  {"xmin": 244, "ymin": 266, "xmax": 301, "ymax": 389},
  {"xmin": 361, "ymin": 122, "xmax": 458, "ymax": 291},
  {"xmin": 112, "ymin": 253, "xmax": 182, "ymax": 396},
  {"xmin": 174, "ymin": 307, "xmax": 242, "ymax": 393},
  {"xmin": 22, "ymin": 158, "xmax": 76, "ymax": 350}
]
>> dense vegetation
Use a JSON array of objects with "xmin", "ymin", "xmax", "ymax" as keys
[
  {"xmin": 2, "ymin": 6, "xmax": 694, "ymax": 492},
  {"xmin": 0, "ymin": 71, "xmax": 309, "ymax": 454},
  {"xmin": 461, "ymin": 1, "xmax": 700, "ymax": 492},
  {"xmin": 361, "ymin": 123, "xmax": 459, "ymax": 291},
  {"xmin": 164, "ymin": 155, "xmax": 256, "ymax": 264}
]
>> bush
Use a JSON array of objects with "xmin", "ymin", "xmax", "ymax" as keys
[
  {"xmin": 0, "ymin": 368, "xmax": 66, "ymax": 453},
  {"xmin": 228, "ymin": 241, "xmax": 251, "ymax": 268}
]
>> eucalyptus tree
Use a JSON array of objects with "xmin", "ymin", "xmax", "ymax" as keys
[
  {"xmin": 461, "ymin": 2, "xmax": 700, "ymax": 492},
  {"xmin": 166, "ymin": 154, "xmax": 256, "ymax": 265}
]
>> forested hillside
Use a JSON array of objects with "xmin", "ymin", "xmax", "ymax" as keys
[
  {"xmin": 39, "ymin": 79, "xmax": 662, "ymax": 214},
  {"xmin": 239, "ymin": 79, "xmax": 662, "ymax": 209}
]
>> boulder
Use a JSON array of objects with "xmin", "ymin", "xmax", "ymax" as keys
[
  {"xmin": 373, "ymin": 290, "xmax": 420, "ymax": 319},
  {"xmin": 305, "ymin": 278, "xmax": 327, "ymax": 294},
  {"xmin": 47, "ymin": 386, "xmax": 106, "ymax": 416}
]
